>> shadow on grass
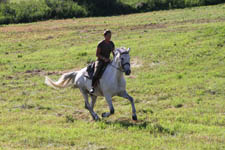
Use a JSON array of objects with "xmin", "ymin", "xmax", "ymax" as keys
[
  {"xmin": 100, "ymin": 118, "xmax": 176, "ymax": 136},
  {"xmin": 104, "ymin": 119, "xmax": 148, "ymax": 129}
]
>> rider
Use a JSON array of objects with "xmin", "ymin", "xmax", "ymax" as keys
[{"xmin": 90, "ymin": 30, "xmax": 115, "ymax": 93}]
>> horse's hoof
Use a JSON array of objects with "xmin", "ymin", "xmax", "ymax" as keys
[
  {"xmin": 92, "ymin": 115, "xmax": 100, "ymax": 121},
  {"xmin": 132, "ymin": 114, "xmax": 137, "ymax": 121},
  {"xmin": 95, "ymin": 117, "xmax": 101, "ymax": 121},
  {"xmin": 102, "ymin": 112, "xmax": 110, "ymax": 118}
]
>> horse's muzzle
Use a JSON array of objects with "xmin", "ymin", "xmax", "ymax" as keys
[{"xmin": 125, "ymin": 70, "xmax": 131, "ymax": 76}]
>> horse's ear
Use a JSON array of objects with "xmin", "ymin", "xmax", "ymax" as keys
[
  {"xmin": 127, "ymin": 48, "xmax": 131, "ymax": 53},
  {"xmin": 113, "ymin": 50, "xmax": 115, "ymax": 56},
  {"xmin": 113, "ymin": 50, "xmax": 118, "ymax": 56}
]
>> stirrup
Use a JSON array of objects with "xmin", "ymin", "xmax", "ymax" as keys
[{"xmin": 90, "ymin": 88, "xmax": 95, "ymax": 94}]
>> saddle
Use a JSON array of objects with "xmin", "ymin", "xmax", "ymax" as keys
[
  {"xmin": 84, "ymin": 61, "xmax": 107, "ymax": 80},
  {"xmin": 85, "ymin": 62, "xmax": 95, "ymax": 79}
]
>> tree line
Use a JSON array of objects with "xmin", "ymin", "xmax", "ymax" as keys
[{"xmin": 0, "ymin": 0, "xmax": 224, "ymax": 25}]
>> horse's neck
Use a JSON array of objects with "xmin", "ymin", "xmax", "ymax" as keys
[
  {"xmin": 111, "ymin": 57, "xmax": 119, "ymax": 68},
  {"xmin": 109, "ymin": 57, "xmax": 123, "ymax": 78}
]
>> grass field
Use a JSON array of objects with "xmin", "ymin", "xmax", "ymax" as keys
[{"xmin": 0, "ymin": 3, "xmax": 225, "ymax": 150}]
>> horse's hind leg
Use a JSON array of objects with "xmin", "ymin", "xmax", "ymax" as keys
[
  {"xmin": 102, "ymin": 94, "xmax": 114, "ymax": 118},
  {"xmin": 118, "ymin": 91, "xmax": 137, "ymax": 121},
  {"xmin": 79, "ymin": 88, "xmax": 100, "ymax": 121}
]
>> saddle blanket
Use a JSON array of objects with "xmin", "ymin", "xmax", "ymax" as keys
[{"xmin": 84, "ymin": 62, "xmax": 107, "ymax": 80}]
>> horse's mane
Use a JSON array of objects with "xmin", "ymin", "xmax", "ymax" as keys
[{"xmin": 115, "ymin": 47, "xmax": 128, "ymax": 54}]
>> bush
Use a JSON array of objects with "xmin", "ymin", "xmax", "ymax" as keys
[
  {"xmin": 135, "ymin": 0, "xmax": 224, "ymax": 12},
  {"xmin": 0, "ymin": 0, "xmax": 51, "ymax": 23},
  {"xmin": 0, "ymin": 0, "xmax": 87, "ymax": 24},
  {"xmin": 0, "ymin": 15, "xmax": 10, "ymax": 24},
  {"xmin": 0, "ymin": 3, "xmax": 14, "ymax": 24},
  {"xmin": 14, "ymin": 0, "xmax": 50, "ymax": 23},
  {"xmin": 45, "ymin": 0, "xmax": 87, "ymax": 19},
  {"xmin": 74, "ymin": 0, "xmax": 135, "ymax": 16},
  {"xmin": 0, "ymin": 0, "xmax": 224, "ymax": 24},
  {"xmin": 0, "ymin": 0, "xmax": 7, "ymax": 3}
]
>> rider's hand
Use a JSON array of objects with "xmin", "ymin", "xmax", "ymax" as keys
[{"xmin": 104, "ymin": 58, "xmax": 110, "ymax": 63}]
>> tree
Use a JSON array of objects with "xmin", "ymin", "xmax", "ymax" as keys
[
  {"xmin": 0, "ymin": 0, "xmax": 8, "ymax": 3},
  {"xmin": 74, "ymin": 0, "xmax": 134, "ymax": 16}
]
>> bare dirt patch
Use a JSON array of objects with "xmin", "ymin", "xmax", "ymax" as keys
[
  {"xmin": 129, "ymin": 23, "xmax": 167, "ymax": 31},
  {"xmin": 131, "ymin": 57, "xmax": 143, "ymax": 68},
  {"xmin": 1, "ymin": 17, "xmax": 224, "ymax": 40},
  {"xmin": 175, "ymin": 18, "xmax": 225, "ymax": 25},
  {"xmin": 149, "ymin": 61, "xmax": 166, "ymax": 68},
  {"xmin": 24, "ymin": 68, "xmax": 80, "ymax": 76}
]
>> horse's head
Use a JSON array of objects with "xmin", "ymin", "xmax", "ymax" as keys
[{"xmin": 114, "ymin": 47, "xmax": 131, "ymax": 75}]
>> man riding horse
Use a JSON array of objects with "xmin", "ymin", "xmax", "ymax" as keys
[
  {"xmin": 45, "ymin": 30, "xmax": 137, "ymax": 121},
  {"xmin": 90, "ymin": 30, "xmax": 115, "ymax": 94}
]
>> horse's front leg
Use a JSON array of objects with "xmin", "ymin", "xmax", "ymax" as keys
[
  {"xmin": 85, "ymin": 95, "xmax": 97, "ymax": 109},
  {"xmin": 79, "ymin": 88, "xmax": 100, "ymax": 121},
  {"xmin": 118, "ymin": 91, "xmax": 137, "ymax": 121},
  {"xmin": 90, "ymin": 95, "xmax": 97, "ymax": 109},
  {"xmin": 102, "ymin": 94, "xmax": 114, "ymax": 118}
]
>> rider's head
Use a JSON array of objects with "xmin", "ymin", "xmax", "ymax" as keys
[{"xmin": 104, "ymin": 30, "xmax": 112, "ymax": 42}]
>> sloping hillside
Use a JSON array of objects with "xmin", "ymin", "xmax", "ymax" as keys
[{"xmin": 0, "ymin": 3, "xmax": 224, "ymax": 150}]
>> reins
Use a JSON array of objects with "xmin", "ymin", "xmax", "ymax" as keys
[
  {"xmin": 109, "ymin": 50, "xmax": 130, "ymax": 73},
  {"xmin": 109, "ymin": 63, "xmax": 125, "ymax": 72}
]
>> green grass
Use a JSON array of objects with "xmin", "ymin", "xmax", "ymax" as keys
[
  {"xmin": 119, "ymin": 0, "xmax": 147, "ymax": 5},
  {"xmin": 0, "ymin": 4, "xmax": 225, "ymax": 150}
]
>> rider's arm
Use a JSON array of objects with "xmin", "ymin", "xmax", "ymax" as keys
[
  {"xmin": 111, "ymin": 42, "xmax": 115, "ymax": 57},
  {"xmin": 112, "ymin": 50, "xmax": 115, "ymax": 57},
  {"xmin": 96, "ymin": 47, "xmax": 106, "ymax": 61}
]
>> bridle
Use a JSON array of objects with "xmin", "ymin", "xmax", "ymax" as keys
[{"xmin": 109, "ymin": 50, "xmax": 130, "ymax": 73}]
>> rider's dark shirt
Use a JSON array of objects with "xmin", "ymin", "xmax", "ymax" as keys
[{"xmin": 97, "ymin": 40, "xmax": 115, "ymax": 61}]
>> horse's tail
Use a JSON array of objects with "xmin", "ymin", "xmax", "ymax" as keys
[{"xmin": 45, "ymin": 71, "xmax": 77, "ymax": 89}]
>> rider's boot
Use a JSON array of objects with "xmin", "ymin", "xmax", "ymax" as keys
[
  {"xmin": 90, "ymin": 87, "xmax": 95, "ymax": 94},
  {"xmin": 90, "ymin": 77, "xmax": 97, "ymax": 94},
  {"xmin": 90, "ymin": 61, "xmax": 103, "ymax": 94}
]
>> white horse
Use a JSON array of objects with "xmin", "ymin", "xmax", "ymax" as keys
[{"xmin": 45, "ymin": 48, "xmax": 137, "ymax": 121}]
